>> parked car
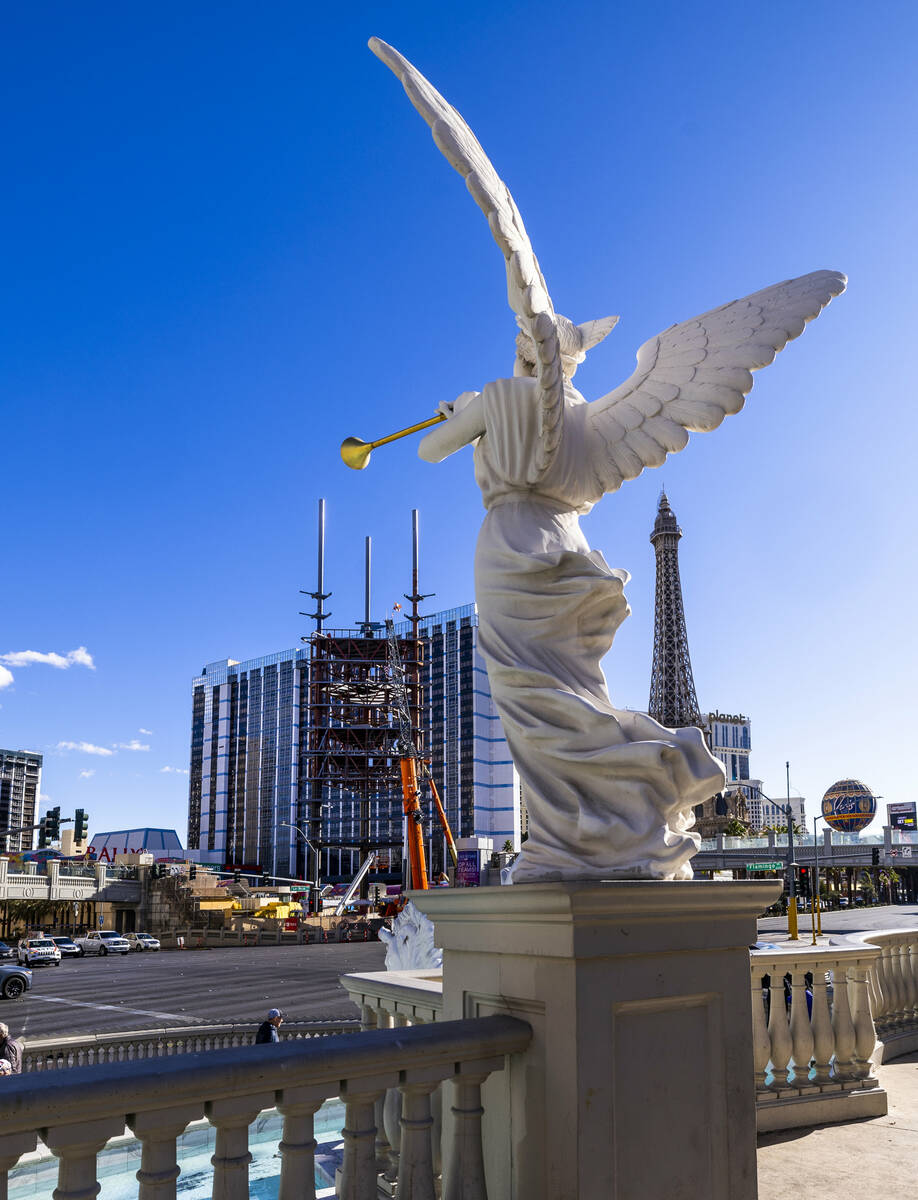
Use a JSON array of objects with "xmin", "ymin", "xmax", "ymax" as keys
[
  {"xmin": 74, "ymin": 931, "xmax": 131, "ymax": 956},
  {"xmin": 17, "ymin": 937, "xmax": 61, "ymax": 967},
  {"xmin": 837, "ymin": 897, "xmax": 849, "ymax": 908},
  {"xmin": 126, "ymin": 933, "xmax": 161, "ymax": 952},
  {"xmin": 0, "ymin": 963, "xmax": 32, "ymax": 1000},
  {"xmin": 51, "ymin": 936, "xmax": 82, "ymax": 958},
  {"xmin": 0, "ymin": 941, "xmax": 15, "ymax": 961}
]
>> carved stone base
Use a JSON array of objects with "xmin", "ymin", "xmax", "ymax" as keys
[{"xmin": 414, "ymin": 879, "xmax": 780, "ymax": 1200}]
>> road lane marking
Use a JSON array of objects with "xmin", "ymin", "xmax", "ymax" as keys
[{"xmin": 26, "ymin": 996, "xmax": 194, "ymax": 1022}]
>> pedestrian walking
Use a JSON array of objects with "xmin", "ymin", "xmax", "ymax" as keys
[
  {"xmin": 0, "ymin": 1023, "xmax": 22, "ymax": 1075},
  {"xmin": 255, "ymin": 1008, "xmax": 284, "ymax": 1044}
]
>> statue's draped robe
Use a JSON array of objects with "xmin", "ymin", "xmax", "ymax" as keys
[{"xmin": 471, "ymin": 377, "xmax": 725, "ymax": 882}]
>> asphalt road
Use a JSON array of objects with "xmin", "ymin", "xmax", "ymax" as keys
[
  {"xmin": 7, "ymin": 905, "xmax": 917, "ymax": 1043},
  {"xmin": 3, "ymin": 941, "xmax": 387, "ymax": 1042},
  {"xmin": 757, "ymin": 902, "xmax": 918, "ymax": 938}
]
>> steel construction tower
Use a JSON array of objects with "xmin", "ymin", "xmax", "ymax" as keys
[{"xmin": 648, "ymin": 493, "xmax": 703, "ymax": 729}]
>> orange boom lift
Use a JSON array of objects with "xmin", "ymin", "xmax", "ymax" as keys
[{"xmin": 386, "ymin": 618, "xmax": 458, "ymax": 890}]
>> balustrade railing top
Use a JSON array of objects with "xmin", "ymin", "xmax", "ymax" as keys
[
  {"xmin": 1, "ymin": 1015, "xmax": 531, "ymax": 1200},
  {"xmin": 22, "ymin": 1020, "xmax": 361, "ymax": 1072}
]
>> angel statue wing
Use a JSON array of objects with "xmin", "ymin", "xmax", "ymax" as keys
[
  {"xmin": 586, "ymin": 270, "xmax": 847, "ymax": 494},
  {"xmin": 369, "ymin": 37, "xmax": 578, "ymax": 483}
]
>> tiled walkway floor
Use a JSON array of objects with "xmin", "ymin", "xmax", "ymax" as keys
[{"xmin": 758, "ymin": 1052, "xmax": 918, "ymax": 1197}]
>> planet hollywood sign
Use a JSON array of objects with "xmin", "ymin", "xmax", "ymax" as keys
[{"xmin": 708, "ymin": 711, "xmax": 748, "ymax": 725}]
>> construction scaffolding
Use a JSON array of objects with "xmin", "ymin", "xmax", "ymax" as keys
[{"xmin": 300, "ymin": 628, "xmax": 428, "ymax": 885}]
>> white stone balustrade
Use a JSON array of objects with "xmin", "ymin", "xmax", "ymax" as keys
[
  {"xmin": 345, "ymin": 934, "xmax": 918, "ymax": 1139},
  {"xmin": 22, "ymin": 1021, "xmax": 360, "ymax": 1072},
  {"xmin": 0, "ymin": 1016, "xmax": 529, "ymax": 1200},
  {"xmin": 750, "ymin": 943, "xmax": 887, "ymax": 1130},
  {"xmin": 845, "ymin": 928, "xmax": 918, "ymax": 1059}
]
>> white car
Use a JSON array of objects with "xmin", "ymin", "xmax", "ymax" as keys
[
  {"xmin": 17, "ymin": 937, "xmax": 62, "ymax": 967},
  {"xmin": 75, "ymin": 931, "xmax": 131, "ymax": 956},
  {"xmin": 127, "ymin": 933, "xmax": 161, "ymax": 952}
]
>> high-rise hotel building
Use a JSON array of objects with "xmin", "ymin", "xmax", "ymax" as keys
[
  {"xmin": 186, "ymin": 604, "xmax": 519, "ymax": 880},
  {"xmin": 0, "ymin": 748, "xmax": 42, "ymax": 853}
]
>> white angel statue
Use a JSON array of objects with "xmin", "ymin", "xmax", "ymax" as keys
[{"xmin": 369, "ymin": 38, "xmax": 845, "ymax": 885}]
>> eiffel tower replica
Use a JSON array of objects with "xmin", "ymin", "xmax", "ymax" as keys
[{"xmin": 648, "ymin": 492, "xmax": 704, "ymax": 730}]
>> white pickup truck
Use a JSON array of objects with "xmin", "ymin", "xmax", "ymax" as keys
[{"xmin": 74, "ymin": 930, "xmax": 131, "ymax": 956}]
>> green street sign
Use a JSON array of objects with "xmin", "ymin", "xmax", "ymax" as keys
[{"xmin": 746, "ymin": 861, "xmax": 783, "ymax": 871}]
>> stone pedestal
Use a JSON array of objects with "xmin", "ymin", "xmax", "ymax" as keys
[{"xmin": 415, "ymin": 879, "xmax": 780, "ymax": 1200}]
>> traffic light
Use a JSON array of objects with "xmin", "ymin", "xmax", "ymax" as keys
[
  {"xmin": 799, "ymin": 866, "xmax": 809, "ymax": 896},
  {"xmin": 37, "ymin": 818, "xmax": 49, "ymax": 849},
  {"xmin": 189, "ymin": 864, "xmax": 197, "ymax": 880},
  {"xmin": 872, "ymin": 847, "xmax": 880, "ymax": 866},
  {"xmin": 47, "ymin": 807, "xmax": 61, "ymax": 840},
  {"xmin": 74, "ymin": 809, "xmax": 89, "ymax": 842},
  {"xmin": 233, "ymin": 870, "xmax": 241, "ymax": 883}
]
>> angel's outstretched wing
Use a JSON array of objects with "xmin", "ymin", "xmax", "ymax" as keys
[
  {"xmin": 369, "ymin": 37, "xmax": 562, "ymax": 482},
  {"xmin": 587, "ymin": 270, "xmax": 846, "ymax": 493}
]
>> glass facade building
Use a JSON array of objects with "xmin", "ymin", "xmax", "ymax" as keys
[
  {"xmin": 0, "ymin": 748, "xmax": 42, "ymax": 854},
  {"xmin": 186, "ymin": 604, "xmax": 520, "ymax": 878}
]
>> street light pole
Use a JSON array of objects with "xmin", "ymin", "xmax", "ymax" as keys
[{"xmin": 279, "ymin": 821, "xmax": 320, "ymax": 891}]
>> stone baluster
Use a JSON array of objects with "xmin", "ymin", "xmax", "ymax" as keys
[
  {"xmin": 0, "ymin": 1131, "xmax": 37, "ymax": 1200},
  {"xmin": 277, "ymin": 1083, "xmax": 329, "ymax": 1200},
  {"xmin": 788, "ymin": 970, "xmax": 814, "ymax": 1088},
  {"xmin": 397, "ymin": 1071, "xmax": 443, "ymax": 1200},
  {"xmin": 896, "ymin": 940, "xmax": 915, "ymax": 1023},
  {"xmin": 339, "ymin": 1075, "xmax": 395, "ymax": 1200},
  {"xmin": 750, "ymin": 970, "xmax": 770, "ymax": 1092},
  {"xmin": 443, "ymin": 1060, "xmax": 500, "ymax": 1200},
  {"xmin": 766, "ymin": 973, "xmax": 791, "ymax": 1090},
  {"xmin": 368, "ymin": 1007, "xmax": 397, "ymax": 1187},
  {"xmin": 809, "ymin": 968, "xmax": 835, "ymax": 1084},
  {"xmin": 850, "ymin": 966, "xmax": 879, "ymax": 1083},
  {"xmin": 129, "ymin": 1104, "xmax": 202, "ymax": 1200},
  {"xmin": 42, "ymin": 1117, "xmax": 124, "ymax": 1200},
  {"xmin": 831, "ymin": 964, "xmax": 858, "ymax": 1081},
  {"xmin": 904, "ymin": 940, "xmax": 918, "ymax": 1021},
  {"xmin": 206, "ymin": 1092, "xmax": 273, "ymax": 1200},
  {"xmin": 382, "ymin": 1011, "xmax": 409, "ymax": 1186},
  {"xmin": 872, "ymin": 947, "xmax": 891, "ymax": 1027},
  {"xmin": 865, "ymin": 961, "xmax": 882, "ymax": 1027},
  {"xmin": 878, "ymin": 940, "xmax": 897, "ymax": 1027}
]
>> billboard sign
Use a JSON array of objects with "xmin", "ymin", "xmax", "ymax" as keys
[
  {"xmin": 887, "ymin": 802, "xmax": 917, "ymax": 831},
  {"xmin": 455, "ymin": 849, "xmax": 480, "ymax": 887}
]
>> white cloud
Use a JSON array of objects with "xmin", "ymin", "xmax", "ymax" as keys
[
  {"xmin": 78, "ymin": 769, "xmax": 96, "ymax": 779},
  {"xmin": 138, "ymin": 728, "xmax": 153, "ymax": 736},
  {"xmin": 160, "ymin": 765, "xmax": 189, "ymax": 775},
  {"xmin": 0, "ymin": 665, "xmax": 13, "ymax": 690},
  {"xmin": 57, "ymin": 741, "xmax": 114, "ymax": 757},
  {"xmin": 0, "ymin": 646, "xmax": 95, "ymax": 671},
  {"xmin": 115, "ymin": 740, "xmax": 150, "ymax": 752}
]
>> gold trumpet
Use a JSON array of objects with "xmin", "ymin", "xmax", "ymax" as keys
[{"xmin": 340, "ymin": 414, "xmax": 446, "ymax": 470}]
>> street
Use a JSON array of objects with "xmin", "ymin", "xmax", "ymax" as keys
[
  {"xmin": 3, "ymin": 941, "xmax": 386, "ymax": 1041},
  {"xmin": 757, "ymin": 902, "xmax": 918, "ymax": 939},
  {"xmin": 6, "ymin": 904, "xmax": 917, "ymax": 1045}
]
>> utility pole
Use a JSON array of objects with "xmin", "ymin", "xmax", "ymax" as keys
[{"xmin": 784, "ymin": 761, "xmax": 798, "ymax": 941}]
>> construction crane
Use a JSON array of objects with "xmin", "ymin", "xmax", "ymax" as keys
[{"xmin": 385, "ymin": 617, "xmax": 458, "ymax": 890}]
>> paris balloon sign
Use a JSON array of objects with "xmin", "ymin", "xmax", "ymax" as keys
[{"xmin": 821, "ymin": 780, "xmax": 877, "ymax": 834}]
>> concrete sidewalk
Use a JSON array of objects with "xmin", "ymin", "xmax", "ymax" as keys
[{"xmin": 758, "ymin": 1051, "xmax": 918, "ymax": 1197}]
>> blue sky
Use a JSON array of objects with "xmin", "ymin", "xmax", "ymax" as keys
[{"xmin": 1, "ymin": 1, "xmax": 915, "ymax": 841}]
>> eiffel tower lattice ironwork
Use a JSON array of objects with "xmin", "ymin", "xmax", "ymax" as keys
[{"xmin": 648, "ymin": 492, "xmax": 703, "ymax": 729}]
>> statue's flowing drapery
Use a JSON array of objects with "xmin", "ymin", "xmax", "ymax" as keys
[{"xmin": 469, "ymin": 378, "xmax": 725, "ymax": 883}]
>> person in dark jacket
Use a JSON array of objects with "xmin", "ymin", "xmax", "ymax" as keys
[
  {"xmin": 0, "ymin": 1022, "xmax": 22, "ymax": 1074},
  {"xmin": 255, "ymin": 1008, "xmax": 284, "ymax": 1044}
]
